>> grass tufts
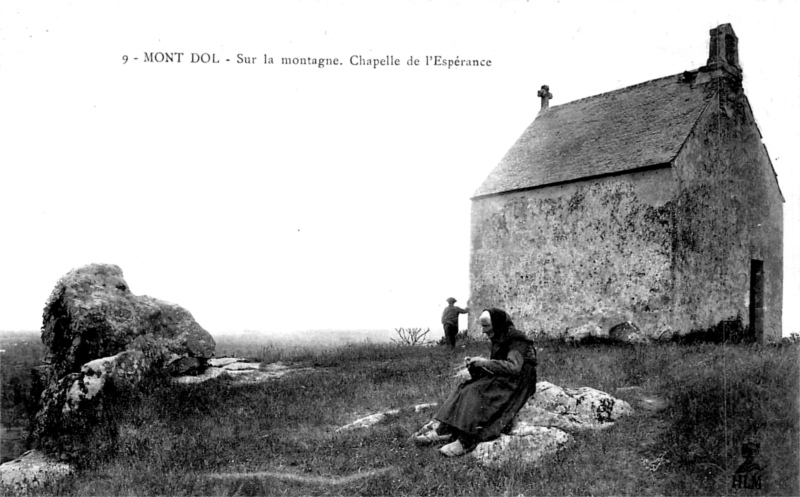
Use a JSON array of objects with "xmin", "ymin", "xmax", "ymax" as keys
[{"xmin": 2, "ymin": 332, "xmax": 798, "ymax": 496}]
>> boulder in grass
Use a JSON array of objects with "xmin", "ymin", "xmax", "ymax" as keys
[
  {"xmin": 408, "ymin": 381, "xmax": 632, "ymax": 467},
  {"xmin": 472, "ymin": 426, "xmax": 572, "ymax": 468},
  {"xmin": 470, "ymin": 382, "xmax": 631, "ymax": 466},
  {"xmin": 41, "ymin": 263, "xmax": 215, "ymax": 378},
  {"xmin": 470, "ymin": 382, "xmax": 632, "ymax": 466},
  {"xmin": 514, "ymin": 381, "xmax": 633, "ymax": 432},
  {"xmin": 31, "ymin": 263, "xmax": 216, "ymax": 461},
  {"xmin": 0, "ymin": 450, "xmax": 73, "ymax": 493}
]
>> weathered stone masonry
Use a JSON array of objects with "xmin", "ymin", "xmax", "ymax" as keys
[
  {"xmin": 670, "ymin": 78, "xmax": 783, "ymax": 340},
  {"xmin": 471, "ymin": 169, "xmax": 677, "ymax": 338}
]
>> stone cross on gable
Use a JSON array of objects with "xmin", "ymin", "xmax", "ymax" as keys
[{"xmin": 537, "ymin": 85, "xmax": 553, "ymax": 111}]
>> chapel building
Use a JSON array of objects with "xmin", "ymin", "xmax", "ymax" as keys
[{"xmin": 470, "ymin": 24, "xmax": 784, "ymax": 341}]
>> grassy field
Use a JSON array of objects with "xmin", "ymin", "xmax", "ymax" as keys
[
  {"xmin": 0, "ymin": 333, "xmax": 46, "ymax": 463},
  {"xmin": 1, "ymin": 331, "xmax": 798, "ymax": 496}
]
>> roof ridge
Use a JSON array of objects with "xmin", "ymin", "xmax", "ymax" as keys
[{"xmin": 550, "ymin": 72, "xmax": 686, "ymax": 110}]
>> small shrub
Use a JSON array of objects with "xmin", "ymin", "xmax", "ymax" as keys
[{"xmin": 391, "ymin": 327, "xmax": 431, "ymax": 346}]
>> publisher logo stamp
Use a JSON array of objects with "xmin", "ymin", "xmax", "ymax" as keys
[{"xmin": 732, "ymin": 442, "xmax": 764, "ymax": 490}]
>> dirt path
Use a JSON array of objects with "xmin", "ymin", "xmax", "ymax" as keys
[{"xmin": 205, "ymin": 466, "xmax": 398, "ymax": 485}]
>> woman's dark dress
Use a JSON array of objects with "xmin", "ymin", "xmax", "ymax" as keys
[{"xmin": 435, "ymin": 309, "xmax": 537, "ymax": 442}]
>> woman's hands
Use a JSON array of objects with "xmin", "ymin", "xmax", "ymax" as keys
[
  {"xmin": 465, "ymin": 356, "xmax": 488, "ymax": 368},
  {"xmin": 452, "ymin": 356, "xmax": 491, "ymax": 383}
]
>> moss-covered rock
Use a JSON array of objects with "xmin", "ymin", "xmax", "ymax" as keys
[
  {"xmin": 41, "ymin": 263, "xmax": 214, "ymax": 378},
  {"xmin": 31, "ymin": 263, "xmax": 216, "ymax": 462}
]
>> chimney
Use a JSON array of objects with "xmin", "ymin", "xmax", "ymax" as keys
[
  {"xmin": 705, "ymin": 23, "xmax": 742, "ymax": 79},
  {"xmin": 537, "ymin": 85, "xmax": 553, "ymax": 112}
]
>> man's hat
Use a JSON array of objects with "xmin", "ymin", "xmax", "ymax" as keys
[{"xmin": 446, "ymin": 297, "xmax": 457, "ymax": 304}]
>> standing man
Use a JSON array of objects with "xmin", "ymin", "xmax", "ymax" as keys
[{"xmin": 441, "ymin": 297, "xmax": 468, "ymax": 349}]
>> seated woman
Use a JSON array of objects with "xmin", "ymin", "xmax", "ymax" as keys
[{"xmin": 415, "ymin": 308, "xmax": 537, "ymax": 457}]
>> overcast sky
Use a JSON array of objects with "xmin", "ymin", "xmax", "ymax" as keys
[{"xmin": 1, "ymin": 0, "xmax": 798, "ymax": 337}]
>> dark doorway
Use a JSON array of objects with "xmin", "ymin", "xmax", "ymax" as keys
[{"xmin": 749, "ymin": 260, "xmax": 764, "ymax": 340}]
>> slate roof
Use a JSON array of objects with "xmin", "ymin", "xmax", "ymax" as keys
[{"xmin": 473, "ymin": 74, "xmax": 718, "ymax": 198}]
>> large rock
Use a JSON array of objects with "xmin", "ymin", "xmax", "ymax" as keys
[
  {"xmin": 472, "ymin": 426, "xmax": 572, "ymax": 468},
  {"xmin": 564, "ymin": 309, "xmax": 650, "ymax": 345},
  {"xmin": 608, "ymin": 322, "xmax": 650, "ymax": 345},
  {"xmin": 471, "ymin": 382, "xmax": 632, "ymax": 467},
  {"xmin": 41, "ymin": 263, "xmax": 214, "ymax": 378},
  {"xmin": 564, "ymin": 308, "xmax": 626, "ymax": 343},
  {"xmin": 31, "ymin": 263, "xmax": 216, "ymax": 461},
  {"xmin": 406, "ymin": 381, "xmax": 633, "ymax": 468},
  {"xmin": 0, "ymin": 450, "xmax": 73, "ymax": 494},
  {"xmin": 515, "ymin": 381, "xmax": 634, "ymax": 431}
]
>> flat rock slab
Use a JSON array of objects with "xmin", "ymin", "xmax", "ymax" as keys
[
  {"xmin": 0, "ymin": 450, "xmax": 73, "ymax": 493},
  {"xmin": 338, "ymin": 403, "xmax": 438, "ymax": 432},
  {"xmin": 337, "ymin": 410, "xmax": 401, "ymax": 431},
  {"xmin": 222, "ymin": 362, "xmax": 261, "ymax": 371},
  {"xmin": 615, "ymin": 386, "xmax": 644, "ymax": 393},
  {"xmin": 173, "ymin": 366, "xmax": 230, "ymax": 384},
  {"xmin": 173, "ymin": 360, "xmax": 323, "ymax": 386},
  {"xmin": 229, "ymin": 367, "xmax": 320, "ymax": 384},
  {"xmin": 637, "ymin": 396, "xmax": 668, "ymax": 412},
  {"xmin": 208, "ymin": 357, "xmax": 246, "ymax": 367}
]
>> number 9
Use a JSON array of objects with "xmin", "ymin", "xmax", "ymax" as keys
[{"xmin": 122, "ymin": 55, "xmax": 128, "ymax": 64}]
